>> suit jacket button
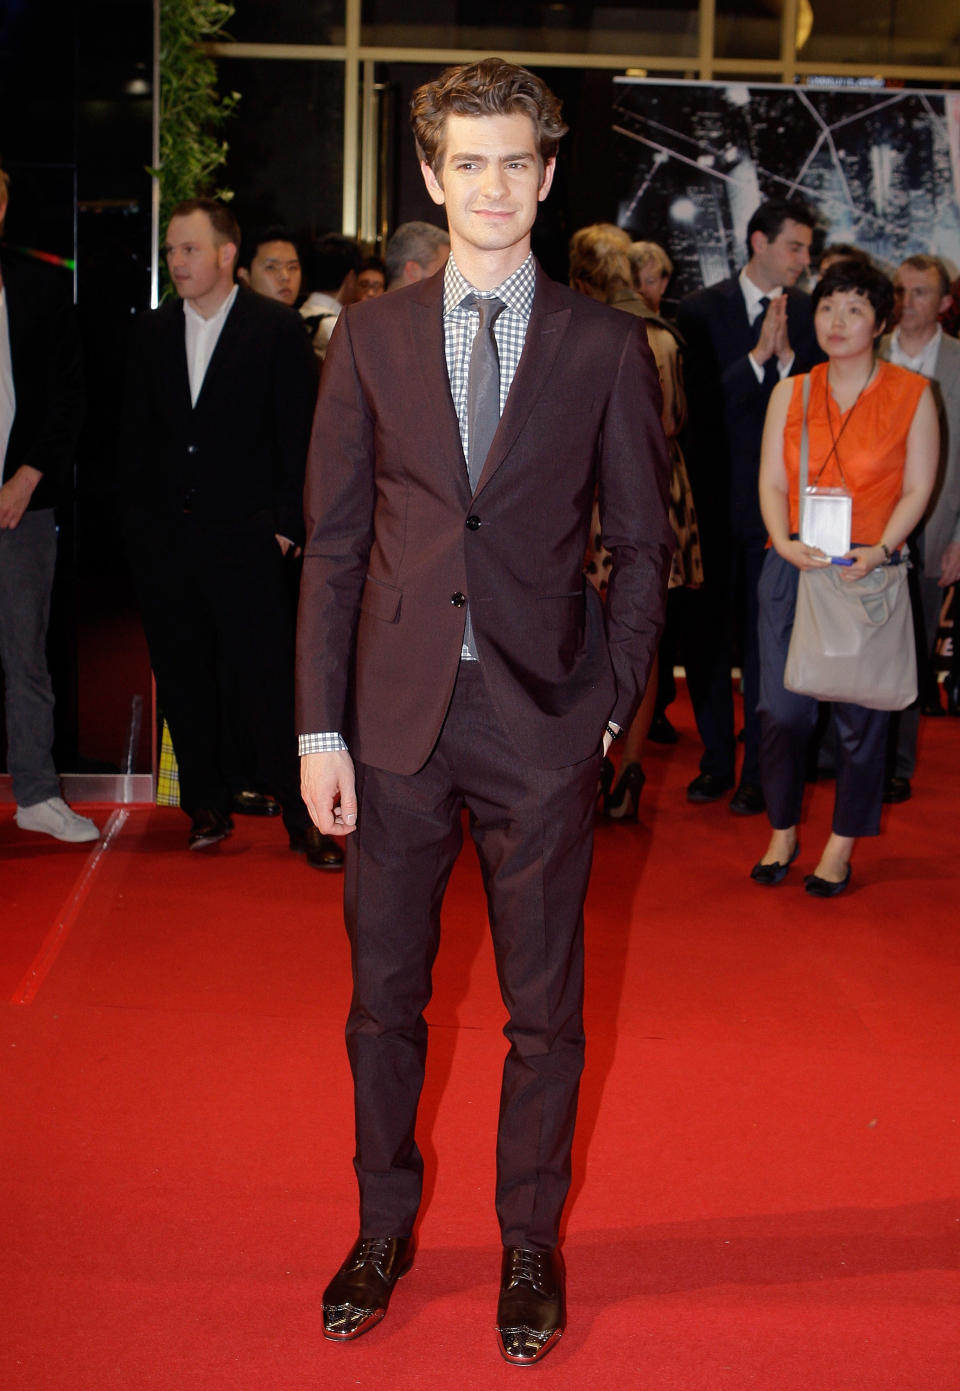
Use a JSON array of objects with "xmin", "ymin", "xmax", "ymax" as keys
[
  {"xmin": 187, "ymin": 444, "xmax": 199, "ymax": 455},
  {"xmin": 451, "ymin": 592, "xmax": 466, "ymax": 607},
  {"xmin": 465, "ymin": 515, "xmax": 481, "ymax": 531}
]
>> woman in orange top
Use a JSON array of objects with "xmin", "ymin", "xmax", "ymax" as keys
[{"xmin": 752, "ymin": 260, "xmax": 938, "ymax": 895}]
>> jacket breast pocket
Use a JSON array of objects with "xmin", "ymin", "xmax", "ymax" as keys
[{"xmin": 360, "ymin": 575, "xmax": 402, "ymax": 623}]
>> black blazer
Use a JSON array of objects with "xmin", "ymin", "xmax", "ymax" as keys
[
  {"xmin": 120, "ymin": 287, "xmax": 318, "ymax": 545},
  {"xmin": 677, "ymin": 275, "xmax": 822, "ymax": 542},
  {"xmin": 0, "ymin": 248, "xmax": 84, "ymax": 511}
]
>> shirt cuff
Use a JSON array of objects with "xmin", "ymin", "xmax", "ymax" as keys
[{"xmin": 299, "ymin": 732, "xmax": 348, "ymax": 755}]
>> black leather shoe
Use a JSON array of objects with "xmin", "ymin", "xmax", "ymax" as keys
[
  {"xmin": 750, "ymin": 841, "xmax": 799, "ymax": 886},
  {"xmin": 322, "ymin": 1236, "xmax": 414, "ymax": 1341},
  {"xmin": 804, "ymin": 865, "xmax": 851, "ymax": 898},
  {"xmin": 496, "ymin": 1246, "xmax": 565, "ymax": 1366},
  {"xmin": 188, "ymin": 808, "xmax": 233, "ymax": 850},
  {"xmin": 231, "ymin": 789, "xmax": 281, "ymax": 817},
  {"xmin": 648, "ymin": 712, "xmax": 678, "ymax": 745},
  {"xmin": 686, "ymin": 771, "xmax": 734, "ymax": 804},
  {"xmin": 882, "ymin": 775, "xmax": 912, "ymax": 804},
  {"xmin": 289, "ymin": 825, "xmax": 344, "ymax": 870},
  {"xmin": 730, "ymin": 781, "xmax": 765, "ymax": 815}
]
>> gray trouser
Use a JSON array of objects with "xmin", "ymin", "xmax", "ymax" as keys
[
  {"xmin": 0, "ymin": 508, "xmax": 59, "ymax": 806},
  {"xmin": 890, "ymin": 548, "xmax": 946, "ymax": 780}
]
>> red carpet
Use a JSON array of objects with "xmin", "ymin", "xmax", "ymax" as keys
[{"xmin": 1, "ymin": 687, "xmax": 958, "ymax": 1390}]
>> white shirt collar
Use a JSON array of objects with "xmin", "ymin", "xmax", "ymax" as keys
[
  {"xmin": 889, "ymin": 324, "xmax": 941, "ymax": 376},
  {"xmin": 183, "ymin": 282, "xmax": 238, "ymax": 330},
  {"xmin": 740, "ymin": 267, "xmax": 783, "ymax": 321}
]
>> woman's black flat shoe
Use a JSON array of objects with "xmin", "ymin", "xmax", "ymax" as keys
[
  {"xmin": 606, "ymin": 762, "xmax": 646, "ymax": 821},
  {"xmin": 803, "ymin": 865, "xmax": 851, "ymax": 897},
  {"xmin": 749, "ymin": 841, "xmax": 799, "ymax": 886}
]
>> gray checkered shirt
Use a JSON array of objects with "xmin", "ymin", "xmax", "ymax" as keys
[{"xmin": 299, "ymin": 254, "xmax": 536, "ymax": 756}]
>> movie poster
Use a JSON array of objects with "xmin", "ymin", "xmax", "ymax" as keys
[{"xmin": 613, "ymin": 79, "xmax": 960, "ymax": 312}]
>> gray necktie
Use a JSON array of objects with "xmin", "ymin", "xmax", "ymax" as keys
[{"xmin": 466, "ymin": 295, "xmax": 505, "ymax": 490}]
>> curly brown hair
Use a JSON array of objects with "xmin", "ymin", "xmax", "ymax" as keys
[{"xmin": 411, "ymin": 58, "xmax": 567, "ymax": 179}]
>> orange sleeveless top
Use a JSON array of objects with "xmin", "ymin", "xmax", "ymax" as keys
[{"xmin": 782, "ymin": 360, "xmax": 928, "ymax": 543}]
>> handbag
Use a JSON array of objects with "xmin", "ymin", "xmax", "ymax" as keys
[{"xmin": 782, "ymin": 374, "xmax": 917, "ymax": 711}]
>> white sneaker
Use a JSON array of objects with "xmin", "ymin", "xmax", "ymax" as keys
[{"xmin": 15, "ymin": 796, "xmax": 100, "ymax": 843}]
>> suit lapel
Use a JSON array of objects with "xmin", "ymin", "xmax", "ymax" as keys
[
  {"xmin": 158, "ymin": 299, "xmax": 192, "ymax": 418},
  {"xmin": 719, "ymin": 276, "xmax": 753, "ymax": 358},
  {"xmin": 407, "ymin": 274, "xmax": 473, "ymax": 506},
  {"xmin": 935, "ymin": 335, "xmax": 960, "ymax": 414},
  {"xmin": 474, "ymin": 266, "xmax": 571, "ymax": 497}
]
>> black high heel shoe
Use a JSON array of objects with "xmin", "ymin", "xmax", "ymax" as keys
[
  {"xmin": 597, "ymin": 756, "xmax": 615, "ymax": 811},
  {"xmin": 605, "ymin": 762, "xmax": 646, "ymax": 821}
]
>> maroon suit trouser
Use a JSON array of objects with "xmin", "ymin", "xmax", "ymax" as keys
[{"xmin": 344, "ymin": 662, "xmax": 600, "ymax": 1250}]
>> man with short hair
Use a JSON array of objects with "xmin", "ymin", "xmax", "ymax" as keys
[
  {"xmin": 237, "ymin": 226, "xmax": 302, "ymax": 307},
  {"xmin": 299, "ymin": 233, "xmax": 362, "ymax": 358},
  {"xmin": 297, "ymin": 59, "xmax": 671, "ymax": 1362},
  {"xmin": 881, "ymin": 253, "xmax": 960, "ymax": 798},
  {"xmin": 677, "ymin": 197, "xmax": 823, "ymax": 815},
  {"xmin": 384, "ymin": 219, "xmax": 450, "ymax": 290},
  {"xmin": 121, "ymin": 197, "xmax": 341, "ymax": 869},
  {"xmin": 0, "ymin": 167, "xmax": 97, "ymax": 843}
]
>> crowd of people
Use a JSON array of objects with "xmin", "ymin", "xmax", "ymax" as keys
[
  {"xmin": 3, "ymin": 172, "xmax": 958, "ymax": 891},
  {"xmin": 572, "ymin": 207, "xmax": 958, "ymax": 896}
]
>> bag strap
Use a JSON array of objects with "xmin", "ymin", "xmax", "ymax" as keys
[{"xmin": 798, "ymin": 372, "xmax": 811, "ymax": 536}]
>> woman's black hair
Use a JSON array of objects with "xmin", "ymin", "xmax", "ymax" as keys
[{"xmin": 812, "ymin": 260, "xmax": 895, "ymax": 335}]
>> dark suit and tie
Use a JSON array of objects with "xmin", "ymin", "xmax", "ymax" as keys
[
  {"xmin": 120, "ymin": 201, "xmax": 334, "ymax": 861},
  {"xmin": 676, "ymin": 204, "xmax": 823, "ymax": 810},
  {"xmin": 296, "ymin": 60, "xmax": 673, "ymax": 1363}
]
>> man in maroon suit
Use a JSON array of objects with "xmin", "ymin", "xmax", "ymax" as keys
[{"xmin": 296, "ymin": 59, "xmax": 672, "ymax": 1364}]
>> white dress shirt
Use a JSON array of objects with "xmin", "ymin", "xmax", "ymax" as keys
[
  {"xmin": 887, "ymin": 324, "xmax": 941, "ymax": 380},
  {"xmin": 183, "ymin": 285, "xmax": 239, "ymax": 406}
]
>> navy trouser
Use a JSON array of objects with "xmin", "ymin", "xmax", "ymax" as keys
[{"xmin": 756, "ymin": 549, "xmax": 889, "ymax": 838}]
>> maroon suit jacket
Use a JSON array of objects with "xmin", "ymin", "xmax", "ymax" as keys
[{"xmin": 296, "ymin": 262, "xmax": 673, "ymax": 774}]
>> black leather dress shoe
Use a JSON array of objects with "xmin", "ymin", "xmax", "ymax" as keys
[
  {"xmin": 882, "ymin": 775, "xmax": 912, "ymax": 804},
  {"xmin": 496, "ymin": 1246, "xmax": 565, "ymax": 1366},
  {"xmin": 729, "ymin": 781, "xmax": 766, "ymax": 816},
  {"xmin": 322, "ymin": 1236, "xmax": 414, "ymax": 1341},
  {"xmin": 188, "ymin": 808, "xmax": 233, "ymax": 850},
  {"xmin": 686, "ymin": 771, "xmax": 734, "ymax": 804},
  {"xmin": 231, "ymin": 789, "xmax": 281, "ymax": 817},
  {"xmin": 289, "ymin": 825, "xmax": 344, "ymax": 870}
]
